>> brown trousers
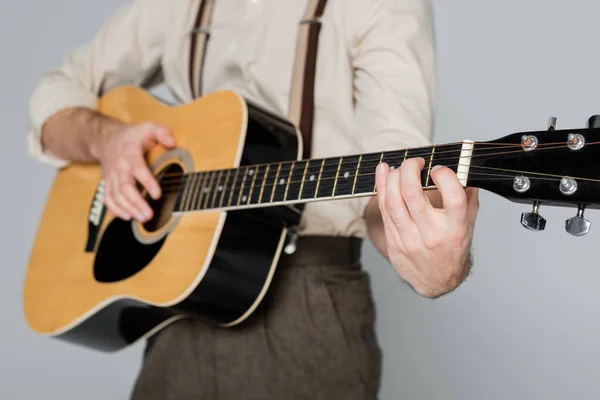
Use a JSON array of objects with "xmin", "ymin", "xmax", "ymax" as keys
[{"xmin": 130, "ymin": 236, "xmax": 382, "ymax": 400}]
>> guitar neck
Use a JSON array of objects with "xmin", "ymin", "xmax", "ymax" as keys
[{"xmin": 171, "ymin": 140, "xmax": 475, "ymax": 213}]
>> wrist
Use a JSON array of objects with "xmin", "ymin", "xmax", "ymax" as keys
[
  {"xmin": 88, "ymin": 115, "xmax": 126, "ymax": 162},
  {"xmin": 412, "ymin": 253, "xmax": 472, "ymax": 299}
]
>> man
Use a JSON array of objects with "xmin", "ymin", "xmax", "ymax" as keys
[{"xmin": 27, "ymin": 0, "xmax": 479, "ymax": 398}]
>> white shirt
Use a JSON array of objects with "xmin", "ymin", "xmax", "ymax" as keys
[{"xmin": 27, "ymin": 0, "xmax": 436, "ymax": 238}]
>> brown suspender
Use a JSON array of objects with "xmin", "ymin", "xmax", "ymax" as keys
[
  {"xmin": 288, "ymin": 0, "xmax": 328, "ymax": 159},
  {"xmin": 188, "ymin": 0, "xmax": 215, "ymax": 100},
  {"xmin": 188, "ymin": 0, "xmax": 328, "ymax": 159}
]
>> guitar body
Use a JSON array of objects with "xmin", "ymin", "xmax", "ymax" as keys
[{"xmin": 23, "ymin": 86, "xmax": 302, "ymax": 352}]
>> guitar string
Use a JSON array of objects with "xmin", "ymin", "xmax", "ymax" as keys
[
  {"xmin": 148, "ymin": 161, "xmax": 600, "ymax": 213},
  {"xmin": 154, "ymin": 141, "xmax": 596, "ymax": 196},
  {"xmin": 144, "ymin": 136, "xmax": 591, "ymax": 181},
  {"xmin": 155, "ymin": 138, "xmax": 598, "ymax": 188},
  {"xmin": 165, "ymin": 166, "xmax": 595, "ymax": 212},
  {"xmin": 153, "ymin": 144, "xmax": 541, "ymax": 190}
]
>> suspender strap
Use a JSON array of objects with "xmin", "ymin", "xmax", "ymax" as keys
[
  {"xmin": 189, "ymin": 0, "xmax": 215, "ymax": 98},
  {"xmin": 288, "ymin": 0, "xmax": 328, "ymax": 159}
]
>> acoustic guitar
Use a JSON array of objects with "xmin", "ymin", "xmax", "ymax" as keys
[{"xmin": 23, "ymin": 85, "xmax": 600, "ymax": 352}]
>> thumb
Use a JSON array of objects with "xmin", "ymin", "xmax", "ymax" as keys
[
  {"xmin": 141, "ymin": 123, "xmax": 176, "ymax": 149},
  {"xmin": 154, "ymin": 126, "xmax": 176, "ymax": 148}
]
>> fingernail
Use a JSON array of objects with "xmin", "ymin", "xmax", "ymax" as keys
[
  {"xmin": 377, "ymin": 163, "xmax": 387, "ymax": 174},
  {"xmin": 432, "ymin": 165, "xmax": 444, "ymax": 171}
]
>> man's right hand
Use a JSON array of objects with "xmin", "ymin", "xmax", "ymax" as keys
[
  {"xmin": 42, "ymin": 108, "xmax": 177, "ymax": 223},
  {"xmin": 94, "ymin": 122, "xmax": 176, "ymax": 222}
]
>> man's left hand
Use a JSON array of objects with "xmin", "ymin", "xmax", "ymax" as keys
[{"xmin": 371, "ymin": 158, "xmax": 479, "ymax": 298}]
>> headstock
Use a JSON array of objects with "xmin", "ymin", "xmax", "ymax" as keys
[{"xmin": 468, "ymin": 115, "xmax": 600, "ymax": 236}]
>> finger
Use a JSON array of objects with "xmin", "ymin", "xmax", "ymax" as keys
[
  {"xmin": 382, "ymin": 163, "xmax": 422, "ymax": 246},
  {"xmin": 130, "ymin": 156, "xmax": 161, "ymax": 200},
  {"xmin": 104, "ymin": 179, "xmax": 131, "ymax": 220},
  {"xmin": 375, "ymin": 163, "xmax": 405, "ymax": 250},
  {"xmin": 143, "ymin": 123, "xmax": 176, "ymax": 148},
  {"xmin": 111, "ymin": 172, "xmax": 141, "ymax": 221},
  {"xmin": 154, "ymin": 126, "xmax": 176, "ymax": 148},
  {"xmin": 465, "ymin": 187, "xmax": 480, "ymax": 225},
  {"xmin": 117, "ymin": 167, "xmax": 153, "ymax": 222},
  {"xmin": 375, "ymin": 163, "xmax": 390, "ymax": 213},
  {"xmin": 429, "ymin": 165, "xmax": 468, "ymax": 223},
  {"xmin": 399, "ymin": 158, "xmax": 433, "ymax": 226}
]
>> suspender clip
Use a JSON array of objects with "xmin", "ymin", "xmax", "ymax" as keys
[
  {"xmin": 190, "ymin": 27, "xmax": 211, "ymax": 35},
  {"xmin": 300, "ymin": 17, "xmax": 322, "ymax": 25}
]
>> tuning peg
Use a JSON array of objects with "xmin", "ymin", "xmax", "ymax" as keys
[
  {"xmin": 547, "ymin": 116, "xmax": 557, "ymax": 130},
  {"xmin": 565, "ymin": 204, "xmax": 591, "ymax": 236},
  {"xmin": 587, "ymin": 115, "xmax": 600, "ymax": 129},
  {"xmin": 521, "ymin": 201, "xmax": 546, "ymax": 231}
]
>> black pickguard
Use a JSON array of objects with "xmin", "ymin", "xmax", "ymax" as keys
[{"xmin": 60, "ymin": 100, "xmax": 301, "ymax": 352}]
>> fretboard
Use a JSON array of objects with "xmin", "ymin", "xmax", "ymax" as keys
[{"xmin": 171, "ymin": 142, "xmax": 470, "ymax": 213}]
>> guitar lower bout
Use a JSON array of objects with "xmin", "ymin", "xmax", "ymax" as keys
[{"xmin": 23, "ymin": 86, "xmax": 301, "ymax": 352}]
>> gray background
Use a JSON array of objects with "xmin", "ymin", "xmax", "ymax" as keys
[{"xmin": 2, "ymin": 0, "xmax": 600, "ymax": 399}]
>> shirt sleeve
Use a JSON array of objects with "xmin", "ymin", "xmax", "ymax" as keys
[
  {"xmin": 350, "ymin": 0, "xmax": 436, "ymax": 214},
  {"xmin": 26, "ymin": 0, "xmax": 172, "ymax": 168}
]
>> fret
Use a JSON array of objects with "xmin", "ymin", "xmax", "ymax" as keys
[
  {"xmin": 238, "ymin": 166, "xmax": 257, "ymax": 205},
  {"xmin": 257, "ymin": 164, "xmax": 270, "ymax": 204},
  {"xmin": 333, "ymin": 155, "xmax": 360, "ymax": 197},
  {"xmin": 202, "ymin": 171, "xmax": 217, "ymax": 210},
  {"xmin": 285, "ymin": 161, "xmax": 308, "ymax": 201},
  {"xmin": 272, "ymin": 162, "xmax": 294, "ymax": 203},
  {"xmin": 299, "ymin": 161, "xmax": 309, "ymax": 198},
  {"xmin": 316, "ymin": 157, "xmax": 342, "ymax": 199},
  {"xmin": 183, "ymin": 172, "xmax": 197, "ymax": 211},
  {"xmin": 400, "ymin": 147, "xmax": 428, "ymax": 187},
  {"xmin": 428, "ymin": 143, "xmax": 463, "ymax": 186},
  {"xmin": 331, "ymin": 157, "xmax": 343, "ymax": 196},
  {"xmin": 190, "ymin": 172, "xmax": 204, "ymax": 210},
  {"xmin": 249, "ymin": 165, "xmax": 268, "ymax": 205},
  {"xmin": 226, "ymin": 168, "xmax": 240, "ymax": 207},
  {"xmin": 301, "ymin": 159, "xmax": 322, "ymax": 200},
  {"xmin": 314, "ymin": 159, "xmax": 326, "ymax": 198},
  {"xmin": 262, "ymin": 164, "xmax": 279, "ymax": 204},
  {"xmin": 195, "ymin": 171, "xmax": 209, "ymax": 210},
  {"xmin": 424, "ymin": 146, "xmax": 436, "ymax": 187},
  {"xmin": 356, "ymin": 153, "xmax": 382, "ymax": 195},
  {"xmin": 173, "ymin": 174, "xmax": 191, "ymax": 211},
  {"xmin": 231, "ymin": 166, "xmax": 248, "ymax": 206},
  {"xmin": 269, "ymin": 163, "xmax": 283, "ymax": 203},
  {"xmin": 218, "ymin": 169, "xmax": 232, "ymax": 208},
  {"xmin": 210, "ymin": 170, "xmax": 224, "ymax": 208},
  {"xmin": 283, "ymin": 162, "xmax": 295, "ymax": 201},
  {"xmin": 352, "ymin": 155, "xmax": 363, "ymax": 194},
  {"xmin": 373, "ymin": 152, "xmax": 384, "ymax": 192}
]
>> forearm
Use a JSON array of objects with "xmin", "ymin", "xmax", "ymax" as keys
[{"xmin": 40, "ymin": 107, "xmax": 125, "ymax": 163}]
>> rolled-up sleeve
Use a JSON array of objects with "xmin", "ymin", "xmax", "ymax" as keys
[
  {"xmin": 350, "ymin": 0, "xmax": 436, "ymax": 214},
  {"xmin": 27, "ymin": 0, "xmax": 171, "ymax": 167}
]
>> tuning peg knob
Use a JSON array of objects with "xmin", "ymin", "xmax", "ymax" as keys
[
  {"xmin": 587, "ymin": 115, "xmax": 600, "ymax": 129},
  {"xmin": 521, "ymin": 202, "xmax": 546, "ymax": 231},
  {"xmin": 565, "ymin": 205, "xmax": 591, "ymax": 236}
]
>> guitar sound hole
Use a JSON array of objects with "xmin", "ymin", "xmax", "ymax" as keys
[{"xmin": 143, "ymin": 163, "xmax": 184, "ymax": 233}]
